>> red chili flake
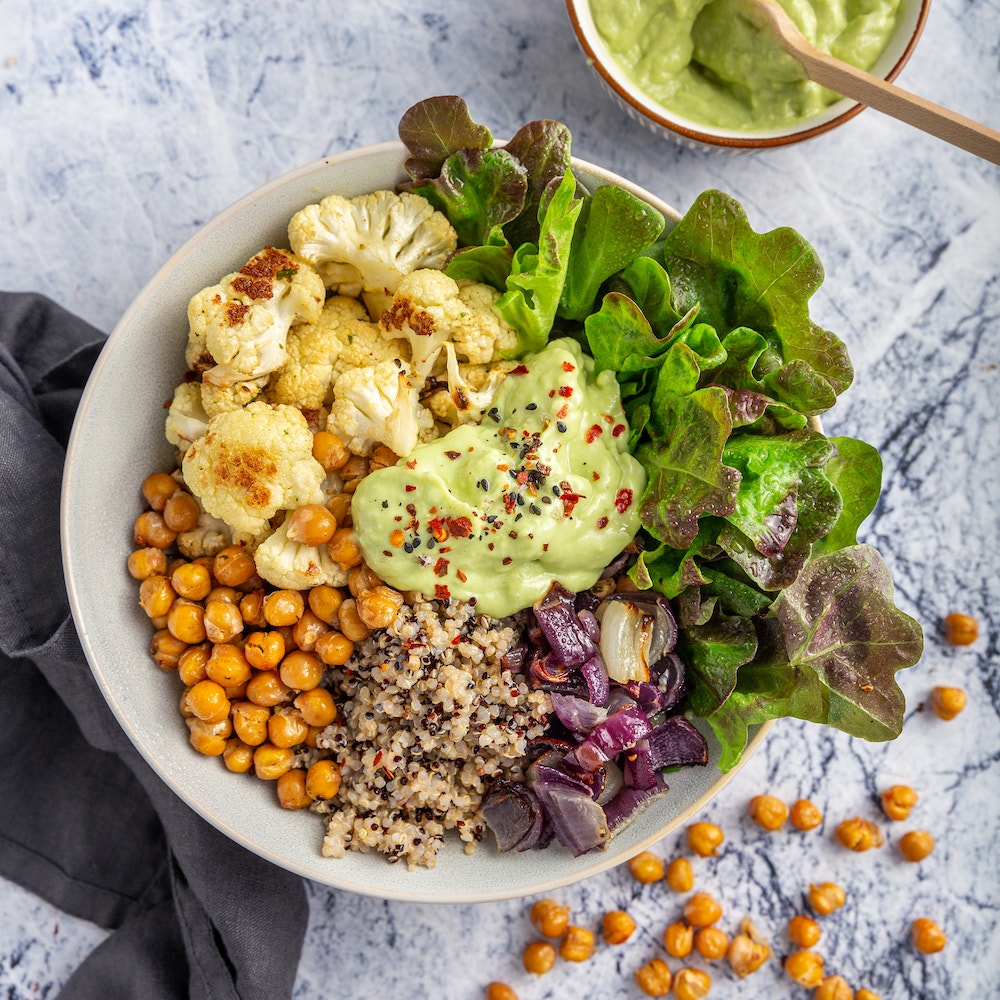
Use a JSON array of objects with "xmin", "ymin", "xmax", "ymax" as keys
[
  {"xmin": 592, "ymin": 471, "xmax": 601, "ymax": 481},
  {"xmin": 516, "ymin": 470, "xmax": 529, "ymax": 485},
  {"xmin": 548, "ymin": 389, "xmax": 556, "ymax": 398},
  {"xmin": 614, "ymin": 488, "xmax": 634, "ymax": 513},
  {"xmin": 542, "ymin": 543, "xmax": 549, "ymax": 552},
  {"xmin": 558, "ymin": 385, "xmax": 573, "ymax": 398},
  {"xmin": 372, "ymin": 750, "xmax": 383, "ymax": 768},
  {"xmin": 558, "ymin": 482, "xmax": 584, "ymax": 517},
  {"xmin": 406, "ymin": 459, "xmax": 418, "ymax": 469},
  {"xmin": 585, "ymin": 423, "xmax": 603, "ymax": 444},
  {"xmin": 562, "ymin": 361, "xmax": 576, "ymax": 372},
  {"xmin": 510, "ymin": 365, "xmax": 530, "ymax": 376},
  {"xmin": 406, "ymin": 504, "xmax": 417, "ymax": 516},
  {"xmin": 502, "ymin": 557, "xmax": 513, "ymax": 566},
  {"xmin": 451, "ymin": 636, "xmax": 461, "ymax": 645},
  {"xmin": 434, "ymin": 584, "xmax": 451, "ymax": 600},
  {"xmin": 445, "ymin": 450, "xmax": 461, "ymax": 460},
  {"xmin": 444, "ymin": 516, "xmax": 473, "ymax": 538},
  {"xmin": 405, "ymin": 484, "xmax": 417, "ymax": 492},
  {"xmin": 556, "ymin": 404, "xmax": 569, "ymax": 419},
  {"xmin": 433, "ymin": 557, "xmax": 449, "ymax": 577},
  {"xmin": 503, "ymin": 493, "xmax": 517, "ymax": 514},
  {"xmin": 456, "ymin": 569, "xmax": 468, "ymax": 583},
  {"xmin": 596, "ymin": 516, "xmax": 609, "ymax": 529},
  {"xmin": 612, "ymin": 423, "xmax": 626, "ymax": 438}
]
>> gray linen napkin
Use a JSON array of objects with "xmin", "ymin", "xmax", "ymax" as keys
[{"xmin": 0, "ymin": 292, "xmax": 308, "ymax": 1000}]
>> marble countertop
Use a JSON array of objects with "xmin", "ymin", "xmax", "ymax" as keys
[{"xmin": 1, "ymin": 0, "xmax": 997, "ymax": 997}]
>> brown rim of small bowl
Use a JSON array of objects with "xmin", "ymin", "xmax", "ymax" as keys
[{"xmin": 565, "ymin": 0, "xmax": 932, "ymax": 149}]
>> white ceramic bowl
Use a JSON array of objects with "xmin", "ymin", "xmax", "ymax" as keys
[
  {"xmin": 61, "ymin": 142, "xmax": 769, "ymax": 903},
  {"xmin": 566, "ymin": 0, "xmax": 930, "ymax": 150}
]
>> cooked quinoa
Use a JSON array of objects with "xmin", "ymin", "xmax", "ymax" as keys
[{"xmin": 315, "ymin": 598, "xmax": 550, "ymax": 869}]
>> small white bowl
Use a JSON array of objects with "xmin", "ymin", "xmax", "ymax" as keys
[
  {"xmin": 61, "ymin": 142, "xmax": 770, "ymax": 903},
  {"xmin": 566, "ymin": 0, "xmax": 930, "ymax": 150}
]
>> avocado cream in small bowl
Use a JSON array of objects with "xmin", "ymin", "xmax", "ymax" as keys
[{"xmin": 566, "ymin": 0, "xmax": 929, "ymax": 149}]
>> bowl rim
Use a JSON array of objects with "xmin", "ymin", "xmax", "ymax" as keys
[
  {"xmin": 565, "ymin": 0, "xmax": 932, "ymax": 149},
  {"xmin": 61, "ymin": 140, "xmax": 773, "ymax": 901}
]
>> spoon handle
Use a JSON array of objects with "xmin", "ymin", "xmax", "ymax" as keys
[{"xmin": 753, "ymin": 0, "xmax": 1000, "ymax": 165}]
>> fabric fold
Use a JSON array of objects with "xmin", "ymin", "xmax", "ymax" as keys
[{"xmin": 0, "ymin": 292, "xmax": 308, "ymax": 1000}]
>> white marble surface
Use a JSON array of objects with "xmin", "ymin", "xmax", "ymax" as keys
[{"xmin": 1, "ymin": 0, "xmax": 998, "ymax": 998}]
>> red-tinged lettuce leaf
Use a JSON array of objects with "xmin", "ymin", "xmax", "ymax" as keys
[
  {"xmin": 405, "ymin": 147, "xmax": 527, "ymax": 248},
  {"xmin": 813, "ymin": 436, "xmax": 883, "ymax": 556},
  {"xmin": 497, "ymin": 169, "xmax": 582, "ymax": 354},
  {"xmin": 701, "ymin": 544, "xmax": 923, "ymax": 771},
  {"xmin": 722, "ymin": 429, "xmax": 836, "ymax": 557},
  {"xmin": 718, "ymin": 466, "xmax": 843, "ymax": 590},
  {"xmin": 661, "ymin": 190, "xmax": 853, "ymax": 406},
  {"xmin": 721, "ymin": 387, "xmax": 808, "ymax": 432},
  {"xmin": 558, "ymin": 184, "xmax": 665, "ymax": 322},
  {"xmin": 628, "ymin": 525, "xmax": 721, "ymax": 598},
  {"xmin": 711, "ymin": 327, "xmax": 837, "ymax": 415},
  {"xmin": 398, "ymin": 95, "xmax": 493, "ymax": 180},
  {"xmin": 635, "ymin": 386, "xmax": 741, "ymax": 549},
  {"xmin": 503, "ymin": 120, "xmax": 573, "ymax": 248}
]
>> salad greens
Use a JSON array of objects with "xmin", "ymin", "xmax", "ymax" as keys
[{"xmin": 396, "ymin": 96, "xmax": 923, "ymax": 771}]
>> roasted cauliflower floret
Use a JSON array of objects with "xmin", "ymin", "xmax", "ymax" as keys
[
  {"xmin": 201, "ymin": 375, "xmax": 269, "ymax": 417},
  {"xmin": 378, "ymin": 269, "xmax": 518, "ymax": 378},
  {"xmin": 186, "ymin": 247, "xmax": 325, "ymax": 388},
  {"xmin": 426, "ymin": 345, "xmax": 517, "ymax": 427},
  {"xmin": 181, "ymin": 401, "xmax": 326, "ymax": 535},
  {"xmin": 253, "ymin": 516, "xmax": 348, "ymax": 591},
  {"xmin": 266, "ymin": 295, "xmax": 396, "ymax": 410},
  {"xmin": 165, "ymin": 381, "xmax": 209, "ymax": 454},
  {"xmin": 327, "ymin": 358, "xmax": 435, "ymax": 458},
  {"xmin": 287, "ymin": 191, "xmax": 457, "ymax": 300}
]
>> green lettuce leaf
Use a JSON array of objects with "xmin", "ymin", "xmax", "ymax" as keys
[
  {"xmin": 497, "ymin": 169, "xmax": 582, "ymax": 354},
  {"xmin": 661, "ymin": 189, "xmax": 853, "ymax": 410},
  {"xmin": 558, "ymin": 185, "xmax": 665, "ymax": 322},
  {"xmin": 502, "ymin": 120, "xmax": 573, "ymax": 248},
  {"xmin": 813, "ymin": 436, "xmax": 883, "ymax": 556}
]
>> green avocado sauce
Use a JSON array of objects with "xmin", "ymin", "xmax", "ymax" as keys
[
  {"xmin": 352, "ymin": 339, "xmax": 647, "ymax": 618},
  {"xmin": 591, "ymin": 0, "xmax": 902, "ymax": 130}
]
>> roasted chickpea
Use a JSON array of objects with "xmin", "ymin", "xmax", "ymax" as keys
[
  {"xmin": 747, "ymin": 794, "xmax": 789, "ymax": 831},
  {"xmin": 315, "ymin": 630, "xmax": 354, "ymax": 666},
  {"xmin": 231, "ymin": 701, "xmax": 271, "ymax": 746},
  {"xmin": 809, "ymin": 882, "xmax": 846, "ymax": 916},
  {"xmin": 856, "ymin": 990, "xmax": 882, "ymax": 1000},
  {"xmin": 672, "ymin": 967, "xmax": 711, "ymax": 999},
  {"xmin": 635, "ymin": 958, "xmax": 673, "ymax": 997},
  {"xmin": 785, "ymin": 950, "xmax": 825, "ymax": 988},
  {"xmin": 485, "ymin": 985, "xmax": 517, "ymax": 1000},
  {"xmin": 212, "ymin": 545, "xmax": 256, "ymax": 587},
  {"xmin": 727, "ymin": 933, "xmax": 770, "ymax": 978},
  {"xmin": 790, "ymin": 798, "xmax": 824, "ymax": 831},
  {"xmin": 150, "ymin": 629, "xmax": 187, "ymax": 671},
  {"xmin": 276, "ymin": 769, "xmax": 312, "ymax": 810},
  {"xmin": 911, "ymin": 918, "xmax": 946, "ymax": 953},
  {"xmin": 664, "ymin": 921, "xmax": 694, "ymax": 959},
  {"xmin": 834, "ymin": 816, "xmax": 884, "ymax": 852},
  {"xmin": 558, "ymin": 925, "xmax": 595, "ymax": 962},
  {"xmin": 602, "ymin": 909, "xmax": 636, "ymax": 944},
  {"xmin": 305, "ymin": 759, "xmax": 341, "ymax": 800},
  {"xmin": 694, "ymin": 926, "xmax": 729, "ymax": 961},
  {"xmin": 294, "ymin": 688, "xmax": 337, "ymax": 728},
  {"xmin": 627, "ymin": 850, "xmax": 665, "ymax": 884},
  {"xmin": 222, "ymin": 739, "xmax": 254, "ymax": 774},
  {"xmin": 687, "ymin": 822, "xmax": 724, "ymax": 857},
  {"xmin": 666, "ymin": 856, "xmax": 694, "ymax": 893},
  {"xmin": 683, "ymin": 892, "xmax": 722, "ymax": 928},
  {"xmin": 142, "ymin": 471, "xmax": 178, "ymax": 511},
  {"xmin": 252, "ymin": 743, "xmax": 294, "ymax": 780},
  {"xmin": 263, "ymin": 589, "xmax": 305, "ymax": 627},
  {"xmin": 898, "ymin": 830, "xmax": 935, "ymax": 862},
  {"xmin": 815, "ymin": 975, "xmax": 854, "ymax": 1000},
  {"xmin": 530, "ymin": 898, "xmax": 570, "ymax": 938},
  {"xmin": 128, "ymin": 546, "xmax": 168, "ymax": 580},
  {"xmin": 162, "ymin": 490, "xmax": 200, "ymax": 532},
  {"xmin": 244, "ymin": 630, "xmax": 286, "ymax": 670},
  {"xmin": 522, "ymin": 940, "xmax": 556, "ymax": 975},
  {"xmin": 881, "ymin": 784, "xmax": 919, "ymax": 821},
  {"xmin": 942, "ymin": 611, "xmax": 978, "ymax": 645},
  {"xmin": 929, "ymin": 685, "xmax": 966, "ymax": 721},
  {"xmin": 787, "ymin": 914, "xmax": 821, "ymax": 948}
]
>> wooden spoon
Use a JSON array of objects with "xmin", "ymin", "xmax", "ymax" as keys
[{"xmin": 743, "ymin": 0, "xmax": 1000, "ymax": 165}]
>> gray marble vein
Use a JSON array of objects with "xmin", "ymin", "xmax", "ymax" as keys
[{"xmin": 1, "ymin": 0, "xmax": 997, "ymax": 997}]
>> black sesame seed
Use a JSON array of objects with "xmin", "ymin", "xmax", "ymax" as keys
[
  {"xmin": 557, "ymin": 421, "xmax": 567, "ymax": 433},
  {"xmin": 525, "ymin": 402, "xmax": 537, "ymax": 410}
]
